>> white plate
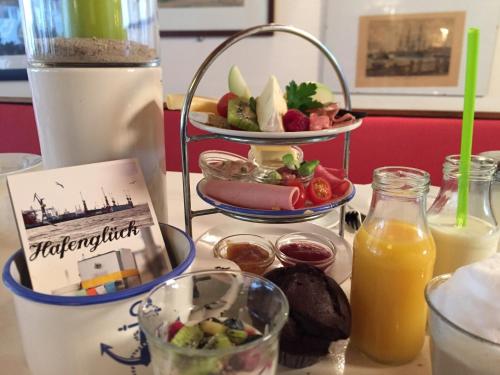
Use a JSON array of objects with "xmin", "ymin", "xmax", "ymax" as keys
[
  {"xmin": 197, "ymin": 178, "xmax": 355, "ymax": 221},
  {"xmin": 310, "ymin": 208, "xmax": 340, "ymax": 228},
  {"xmin": 349, "ymin": 184, "xmax": 440, "ymax": 215},
  {"xmin": 195, "ymin": 222, "xmax": 353, "ymax": 285},
  {"xmin": 189, "ymin": 114, "xmax": 363, "ymax": 139}
]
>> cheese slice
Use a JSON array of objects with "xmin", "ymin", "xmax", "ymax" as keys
[
  {"xmin": 250, "ymin": 145, "xmax": 301, "ymax": 168},
  {"xmin": 256, "ymin": 76, "xmax": 287, "ymax": 132},
  {"xmin": 165, "ymin": 94, "xmax": 218, "ymax": 113}
]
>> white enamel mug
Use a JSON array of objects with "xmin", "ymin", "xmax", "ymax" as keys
[{"xmin": 3, "ymin": 224, "xmax": 194, "ymax": 375}]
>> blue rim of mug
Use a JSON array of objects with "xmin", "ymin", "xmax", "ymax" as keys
[{"xmin": 2, "ymin": 225, "xmax": 195, "ymax": 306}]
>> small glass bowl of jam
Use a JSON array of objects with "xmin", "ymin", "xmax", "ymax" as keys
[
  {"xmin": 213, "ymin": 234, "xmax": 276, "ymax": 275},
  {"xmin": 274, "ymin": 232, "xmax": 336, "ymax": 271}
]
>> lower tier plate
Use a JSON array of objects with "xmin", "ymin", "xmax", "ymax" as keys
[{"xmin": 196, "ymin": 178, "xmax": 355, "ymax": 222}]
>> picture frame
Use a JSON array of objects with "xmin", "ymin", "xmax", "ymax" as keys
[
  {"xmin": 0, "ymin": 1, "xmax": 28, "ymax": 81},
  {"xmin": 355, "ymin": 12, "xmax": 465, "ymax": 89},
  {"xmin": 321, "ymin": 0, "xmax": 500, "ymax": 96},
  {"xmin": 158, "ymin": 0, "xmax": 274, "ymax": 37}
]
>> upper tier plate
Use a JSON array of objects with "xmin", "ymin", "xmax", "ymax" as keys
[{"xmin": 189, "ymin": 114, "xmax": 363, "ymax": 140}]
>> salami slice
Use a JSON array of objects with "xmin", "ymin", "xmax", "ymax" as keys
[{"xmin": 203, "ymin": 179, "xmax": 300, "ymax": 210}]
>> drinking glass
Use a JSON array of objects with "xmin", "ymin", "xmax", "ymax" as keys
[
  {"xmin": 139, "ymin": 270, "xmax": 289, "ymax": 375},
  {"xmin": 0, "ymin": 153, "xmax": 42, "ymax": 250},
  {"xmin": 426, "ymin": 275, "xmax": 500, "ymax": 375}
]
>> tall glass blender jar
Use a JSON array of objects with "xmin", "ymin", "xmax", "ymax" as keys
[{"xmin": 19, "ymin": 0, "xmax": 167, "ymax": 221}]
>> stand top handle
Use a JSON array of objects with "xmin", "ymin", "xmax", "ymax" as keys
[{"xmin": 180, "ymin": 23, "xmax": 352, "ymax": 133}]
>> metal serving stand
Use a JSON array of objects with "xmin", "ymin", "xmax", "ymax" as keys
[{"xmin": 180, "ymin": 24, "xmax": 354, "ymax": 238}]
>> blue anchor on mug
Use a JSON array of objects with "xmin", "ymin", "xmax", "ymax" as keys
[{"xmin": 100, "ymin": 301, "xmax": 151, "ymax": 367}]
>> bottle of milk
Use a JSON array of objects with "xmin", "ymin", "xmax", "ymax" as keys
[{"xmin": 428, "ymin": 155, "xmax": 499, "ymax": 276}]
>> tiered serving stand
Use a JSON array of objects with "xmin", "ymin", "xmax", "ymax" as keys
[{"xmin": 179, "ymin": 24, "xmax": 361, "ymax": 238}]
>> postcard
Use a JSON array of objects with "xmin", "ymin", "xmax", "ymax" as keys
[{"xmin": 7, "ymin": 159, "xmax": 172, "ymax": 295}]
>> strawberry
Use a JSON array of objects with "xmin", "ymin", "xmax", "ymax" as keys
[
  {"xmin": 217, "ymin": 92, "xmax": 238, "ymax": 118},
  {"xmin": 167, "ymin": 319, "xmax": 184, "ymax": 341},
  {"xmin": 283, "ymin": 109, "xmax": 310, "ymax": 132}
]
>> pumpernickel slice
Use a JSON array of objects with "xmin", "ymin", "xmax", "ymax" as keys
[{"xmin": 265, "ymin": 264, "xmax": 351, "ymax": 368}]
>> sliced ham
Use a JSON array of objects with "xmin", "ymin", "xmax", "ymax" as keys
[
  {"xmin": 315, "ymin": 164, "xmax": 344, "ymax": 187},
  {"xmin": 332, "ymin": 112, "xmax": 355, "ymax": 125},
  {"xmin": 203, "ymin": 179, "xmax": 300, "ymax": 210},
  {"xmin": 324, "ymin": 167, "xmax": 346, "ymax": 179},
  {"xmin": 309, "ymin": 113, "xmax": 330, "ymax": 131},
  {"xmin": 308, "ymin": 103, "xmax": 356, "ymax": 129}
]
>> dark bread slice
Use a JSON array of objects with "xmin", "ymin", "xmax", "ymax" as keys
[{"xmin": 265, "ymin": 264, "xmax": 351, "ymax": 341}]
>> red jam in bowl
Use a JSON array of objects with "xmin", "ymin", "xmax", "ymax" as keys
[
  {"xmin": 279, "ymin": 242, "xmax": 331, "ymax": 261},
  {"xmin": 277, "ymin": 241, "xmax": 335, "ymax": 271}
]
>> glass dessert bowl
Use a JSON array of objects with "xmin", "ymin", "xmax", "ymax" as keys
[
  {"xmin": 139, "ymin": 270, "xmax": 289, "ymax": 375},
  {"xmin": 274, "ymin": 232, "xmax": 336, "ymax": 271},
  {"xmin": 213, "ymin": 234, "xmax": 275, "ymax": 275},
  {"xmin": 199, "ymin": 150, "xmax": 256, "ymax": 181}
]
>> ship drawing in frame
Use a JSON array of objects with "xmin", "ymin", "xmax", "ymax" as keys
[{"xmin": 355, "ymin": 11, "xmax": 466, "ymax": 88}]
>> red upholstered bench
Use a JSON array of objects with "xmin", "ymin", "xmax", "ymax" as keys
[
  {"xmin": 1, "ymin": 102, "xmax": 499, "ymax": 186},
  {"xmin": 163, "ymin": 111, "xmax": 500, "ymax": 185}
]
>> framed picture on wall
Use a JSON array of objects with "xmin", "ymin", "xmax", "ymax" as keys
[
  {"xmin": 158, "ymin": 0, "xmax": 274, "ymax": 37},
  {"xmin": 0, "ymin": 0, "xmax": 27, "ymax": 81},
  {"xmin": 356, "ymin": 12, "xmax": 465, "ymax": 88},
  {"xmin": 321, "ymin": 0, "xmax": 500, "ymax": 96}
]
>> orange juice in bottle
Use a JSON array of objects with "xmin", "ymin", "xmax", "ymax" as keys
[{"xmin": 350, "ymin": 167, "xmax": 435, "ymax": 364}]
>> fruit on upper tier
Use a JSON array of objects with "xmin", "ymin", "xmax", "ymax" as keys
[{"xmin": 222, "ymin": 65, "xmax": 340, "ymax": 132}]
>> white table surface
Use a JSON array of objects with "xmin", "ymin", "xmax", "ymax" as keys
[{"xmin": 0, "ymin": 171, "xmax": 431, "ymax": 375}]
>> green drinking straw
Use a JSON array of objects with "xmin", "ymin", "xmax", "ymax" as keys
[{"xmin": 456, "ymin": 28, "xmax": 480, "ymax": 227}]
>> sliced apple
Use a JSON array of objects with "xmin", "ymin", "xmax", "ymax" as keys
[
  {"xmin": 312, "ymin": 82, "xmax": 335, "ymax": 104},
  {"xmin": 256, "ymin": 76, "xmax": 288, "ymax": 132},
  {"xmin": 228, "ymin": 65, "xmax": 252, "ymax": 100}
]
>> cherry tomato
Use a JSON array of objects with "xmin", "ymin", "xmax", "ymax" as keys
[
  {"xmin": 285, "ymin": 179, "xmax": 306, "ymax": 208},
  {"xmin": 217, "ymin": 92, "xmax": 238, "ymax": 117},
  {"xmin": 307, "ymin": 177, "xmax": 333, "ymax": 205}
]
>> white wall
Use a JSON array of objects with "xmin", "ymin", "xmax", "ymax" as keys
[
  {"xmin": 1, "ymin": 0, "xmax": 499, "ymax": 113},
  {"xmin": 159, "ymin": 0, "xmax": 324, "ymax": 98},
  {"xmin": 0, "ymin": 80, "xmax": 31, "ymax": 98}
]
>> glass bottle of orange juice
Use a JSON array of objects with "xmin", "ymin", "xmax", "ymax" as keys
[{"xmin": 350, "ymin": 167, "xmax": 436, "ymax": 364}]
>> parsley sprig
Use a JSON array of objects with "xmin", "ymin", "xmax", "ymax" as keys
[
  {"xmin": 248, "ymin": 96, "xmax": 257, "ymax": 113},
  {"xmin": 285, "ymin": 81, "xmax": 323, "ymax": 113}
]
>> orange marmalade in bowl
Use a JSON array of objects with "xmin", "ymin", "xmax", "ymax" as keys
[{"xmin": 213, "ymin": 234, "xmax": 275, "ymax": 275}]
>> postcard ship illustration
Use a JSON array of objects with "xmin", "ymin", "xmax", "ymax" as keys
[{"xmin": 22, "ymin": 188, "xmax": 134, "ymax": 229}]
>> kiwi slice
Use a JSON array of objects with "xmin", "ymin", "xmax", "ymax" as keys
[
  {"xmin": 200, "ymin": 319, "xmax": 226, "ymax": 336},
  {"xmin": 170, "ymin": 325, "xmax": 203, "ymax": 348},
  {"xmin": 227, "ymin": 98, "xmax": 259, "ymax": 131},
  {"xmin": 226, "ymin": 329, "xmax": 248, "ymax": 345},
  {"xmin": 202, "ymin": 333, "xmax": 233, "ymax": 350}
]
